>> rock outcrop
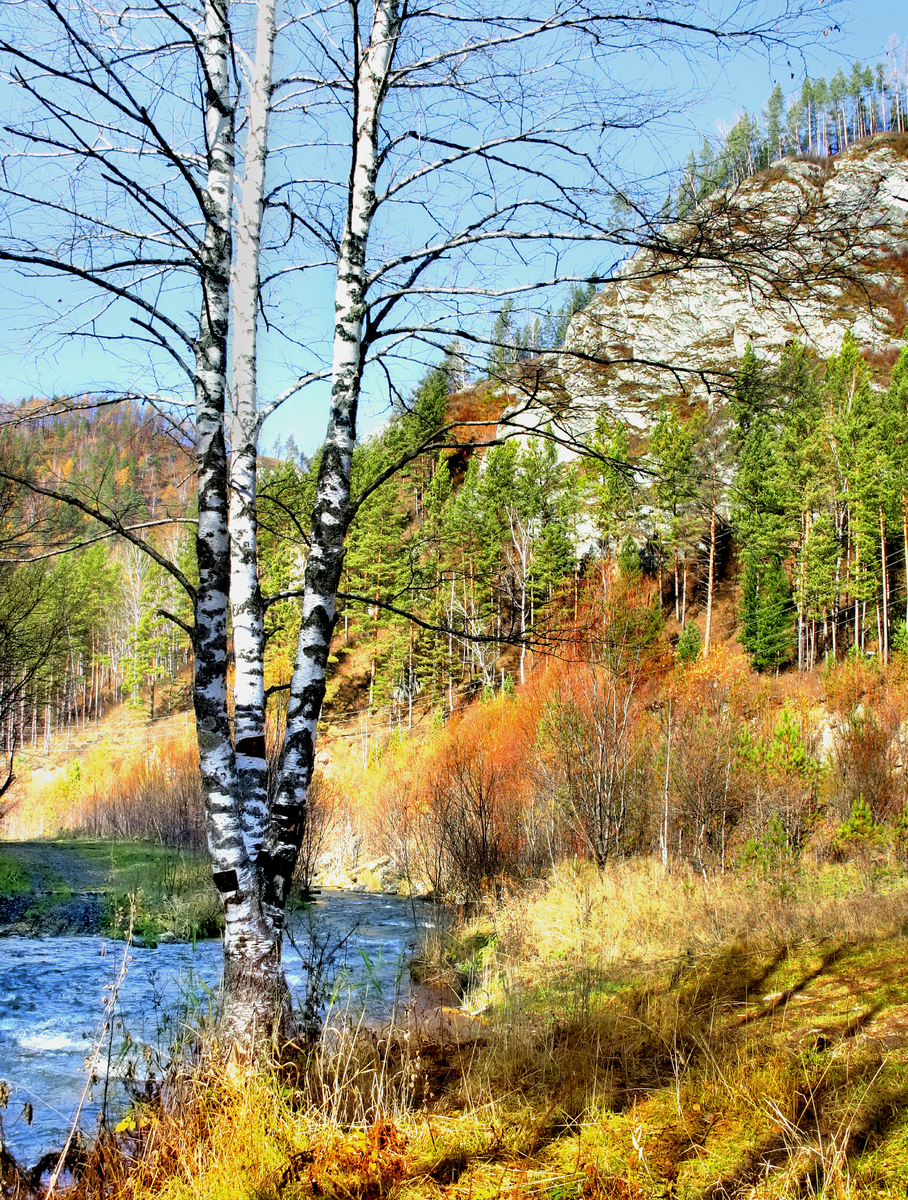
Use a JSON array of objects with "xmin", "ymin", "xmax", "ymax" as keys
[{"xmin": 504, "ymin": 135, "xmax": 908, "ymax": 444}]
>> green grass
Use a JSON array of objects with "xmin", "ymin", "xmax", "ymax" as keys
[
  {"xmin": 0, "ymin": 838, "xmax": 222, "ymax": 942},
  {"xmin": 0, "ymin": 850, "xmax": 32, "ymax": 895},
  {"xmin": 99, "ymin": 842, "xmax": 222, "ymax": 944}
]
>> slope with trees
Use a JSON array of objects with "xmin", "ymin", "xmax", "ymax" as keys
[{"xmin": 0, "ymin": 0, "xmax": 840, "ymax": 1054}]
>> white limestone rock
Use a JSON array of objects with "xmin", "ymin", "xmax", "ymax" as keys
[{"xmin": 505, "ymin": 137, "xmax": 908, "ymax": 452}]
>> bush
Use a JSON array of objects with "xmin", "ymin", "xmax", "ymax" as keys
[
  {"xmin": 61, "ymin": 734, "xmax": 206, "ymax": 847},
  {"xmin": 891, "ymin": 621, "xmax": 908, "ymax": 656}
]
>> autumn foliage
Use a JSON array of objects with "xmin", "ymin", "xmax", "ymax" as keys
[
  {"xmin": 4, "ymin": 729, "xmax": 204, "ymax": 846},
  {"xmin": 316, "ymin": 571, "xmax": 908, "ymax": 897}
]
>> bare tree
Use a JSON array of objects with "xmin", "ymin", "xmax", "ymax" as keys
[
  {"xmin": 538, "ymin": 575, "xmax": 659, "ymax": 863},
  {"xmin": 0, "ymin": 0, "xmax": 831, "ymax": 1053},
  {"xmin": 0, "ymin": 564, "xmax": 66, "ymax": 808}
]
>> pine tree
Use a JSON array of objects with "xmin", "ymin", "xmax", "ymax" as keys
[
  {"xmin": 550, "ymin": 283, "xmax": 597, "ymax": 348},
  {"xmin": 586, "ymin": 411, "xmax": 637, "ymax": 558},
  {"xmin": 732, "ymin": 346, "xmax": 795, "ymax": 668},
  {"xmin": 824, "ymin": 333, "xmax": 881, "ymax": 653},
  {"xmin": 647, "ymin": 402, "xmax": 702, "ymax": 624},
  {"xmin": 771, "ymin": 343, "xmax": 829, "ymax": 666},
  {"xmin": 885, "ymin": 347, "xmax": 908, "ymax": 629},
  {"xmin": 740, "ymin": 556, "xmax": 792, "ymax": 669},
  {"xmin": 486, "ymin": 300, "xmax": 519, "ymax": 377},
  {"xmin": 763, "ymin": 84, "xmax": 786, "ymax": 163}
]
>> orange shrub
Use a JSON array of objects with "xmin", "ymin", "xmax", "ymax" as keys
[{"xmin": 5, "ymin": 732, "xmax": 206, "ymax": 845}]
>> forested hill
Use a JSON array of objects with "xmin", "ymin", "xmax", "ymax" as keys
[
  {"xmin": 3, "ymin": 136, "xmax": 908, "ymax": 770},
  {"xmin": 286, "ymin": 332, "xmax": 908, "ymax": 725},
  {"xmin": 0, "ymin": 402, "xmax": 196, "ymax": 761},
  {"xmin": 4, "ymin": 324, "xmax": 908, "ymax": 766},
  {"xmin": 0, "ymin": 401, "xmax": 195, "ymax": 548}
]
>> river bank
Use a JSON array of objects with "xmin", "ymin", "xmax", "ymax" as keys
[
  {"xmin": 0, "ymin": 840, "xmax": 425, "ymax": 942},
  {"xmin": 0, "ymin": 840, "xmax": 220, "ymax": 941},
  {"xmin": 0, "ymin": 888, "xmax": 440, "ymax": 1173},
  {"xmin": 5, "ymin": 859, "xmax": 902, "ymax": 1199},
  {"xmin": 10, "ymin": 848, "xmax": 908, "ymax": 1196},
  {"xmin": 94, "ymin": 860, "xmax": 908, "ymax": 1200}
]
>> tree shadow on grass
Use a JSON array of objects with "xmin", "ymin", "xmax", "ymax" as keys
[
  {"xmin": 735, "ymin": 943, "xmax": 851, "ymax": 1029},
  {"xmin": 491, "ymin": 939, "xmax": 900, "ymax": 1186},
  {"xmin": 701, "ymin": 1048, "xmax": 908, "ymax": 1199}
]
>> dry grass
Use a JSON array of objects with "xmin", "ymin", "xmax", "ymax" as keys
[
  {"xmin": 471, "ymin": 859, "xmax": 908, "ymax": 975},
  {"xmin": 4, "ymin": 729, "xmax": 205, "ymax": 846},
  {"xmin": 32, "ymin": 861, "xmax": 908, "ymax": 1200}
]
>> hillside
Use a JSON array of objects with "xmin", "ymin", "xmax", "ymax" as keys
[
  {"xmin": 0, "ymin": 401, "xmax": 195, "ymax": 545},
  {"xmin": 3, "ymin": 139, "xmax": 908, "ymax": 846},
  {"xmin": 498, "ymin": 136, "xmax": 908, "ymax": 450}
]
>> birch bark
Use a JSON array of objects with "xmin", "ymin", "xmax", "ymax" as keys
[
  {"xmin": 193, "ymin": 0, "xmax": 288, "ymax": 1051},
  {"xmin": 253, "ymin": 0, "xmax": 401, "ymax": 1008},
  {"xmin": 229, "ymin": 0, "xmax": 277, "ymax": 863}
]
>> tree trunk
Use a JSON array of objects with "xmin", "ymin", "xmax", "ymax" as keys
[
  {"xmin": 229, "ymin": 0, "xmax": 401, "ymax": 1045},
  {"xmin": 880, "ymin": 502, "xmax": 889, "ymax": 663},
  {"xmin": 902, "ymin": 488, "xmax": 908, "ymax": 627},
  {"xmin": 229, "ymin": 0, "xmax": 275, "ymax": 864},
  {"xmin": 191, "ymin": 0, "xmax": 288, "ymax": 1054}
]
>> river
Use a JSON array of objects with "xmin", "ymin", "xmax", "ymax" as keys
[{"xmin": 0, "ymin": 890, "xmax": 439, "ymax": 1168}]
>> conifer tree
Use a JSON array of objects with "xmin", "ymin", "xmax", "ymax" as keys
[
  {"xmin": 486, "ymin": 300, "xmax": 519, "ymax": 377},
  {"xmin": 586, "ymin": 412, "xmax": 637, "ymax": 558},
  {"xmin": 824, "ymin": 333, "xmax": 882, "ymax": 652},
  {"xmin": 695, "ymin": 404, "xmax": 733, "ymax": 655},
  {"xmin": 732, "ymin": 346, "xmax": 795, "ymax": 669},
  {"xmin": 647, "ymin": 402, "xmax": 702, "ymax": 624},
  {"xmin": 777, "ymin": 343, "xmax": 835, "ymax": 667},
  {"xmin": 763, "ymin": 84, "xmax": 786, "ymax": 162},
  {"xmin": 885, "ymin": 347, "xmax": 908, "ymax": 628}
]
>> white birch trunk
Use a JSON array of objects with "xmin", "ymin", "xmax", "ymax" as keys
[
  {"xmin": 229, "ymin": 0, "xmax": 277, "ymax": 863},
  {"xmin": 258, "ymin": 0, "xmax": 400, "ymax": 985},
  {"xmin": 192, "ymin": 0, "xmax": 286, "ymax": 1053}
]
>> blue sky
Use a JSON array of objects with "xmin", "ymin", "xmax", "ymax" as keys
[
  {"xmin": 692, "ymin": 0, "xmax": 903, "ymax": 143},
  {"xmin": 0, "ymin": 0, "xmax": 904, "ymax": 455}
]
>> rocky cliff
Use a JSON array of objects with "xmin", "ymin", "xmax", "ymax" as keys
[{"xmin": 504, "ymin": 135, "xmax": 908, "ymax": 443}]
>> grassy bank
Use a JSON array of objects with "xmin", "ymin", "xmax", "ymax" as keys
[
  {"xmin": 100, "ymin": 840, "xmax": 222, "ymax": 944},
  {"xmin": 55, "ymin": 859, "xmax": 908, "ymax": 1200},
  {"xmin": 0, "ymin": 839, "xmax": 221, "ymax": 942}
]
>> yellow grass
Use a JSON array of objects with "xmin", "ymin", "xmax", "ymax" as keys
[{"xmin": 45, "ymin": 860, "xmax": 908, "ymax": 1200}]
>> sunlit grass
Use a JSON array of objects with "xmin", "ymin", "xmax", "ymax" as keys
[{"xmin": 40, "ymin": 859, "xmax": 908, "ymax": 1199}]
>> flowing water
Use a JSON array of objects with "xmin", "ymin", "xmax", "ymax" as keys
[{"xmin": 0, "ymin": 890, "xmax": 438, "ymax": 1168}]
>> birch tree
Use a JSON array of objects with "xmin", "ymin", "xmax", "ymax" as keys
[{"xmin": 0, "ymin": 0, "xmax": 832, "ymax": 1054}]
